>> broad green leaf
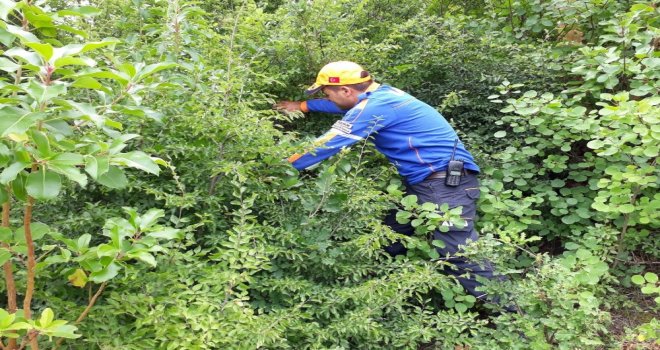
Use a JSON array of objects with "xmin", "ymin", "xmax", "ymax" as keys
[
  {"xmin": 55, "ymin": 25, "xmax": 88, "ymax": 38},
  {"xmin": 57, "ymin": 6, "xmax": 101, "ymax": 17},
  {"xmin": 49, "ymin": 153, "xmax": 84, "ymax": 167},
  {"xmin": 5, "ymin": 322, "xmax": 31, "ymax": 331},
  {"xmin": 53, "ymin": 56, "xmax": 96, "ymax": 69},
  {"xmin": 0, "ymin": 161, "xmax": 29, "ymax": 185},
  {"xmin": 39, "ymin": 308, "xmax": 54, "ymax": 328},
  {"xmin": 77, "ymin": 234, "xmax": 91, "ymax": 251},
  {"xmin": 96, "ymin": 166, "xmax": 128, "ymax": 189},
  {"xmin": 26, "ymin": 168, "xmax": 61, "ymax": 200},
  {"xmin": 112, "ymin": 151, "xmax": 160, "ymax": 175},
  {"xmin": 0, "ymin": 308, "xmax": 14, "ymax": 328},
  {"xmin": 0, "ymin": 226, "xmax": 10, "ymax": 241},
  {"xmin": 3, "ymin": 47, "xmax": 41, "ymax": 66},
  {"xmin": 72, "ymin": 76, "xmax": 107, "ymax": 91},
  {"xmin": 96, "ymin": 243, "xmax": 119, "ymax": 258},
  {"xmin": 134, "ymin": 62, "xmax": 177, "ymax": 82},
  {"xmin": 29, "ymin": 130, "xmax": 51, "ymax": 157},
  {"xmin": 494, "ymin": 131, "xmax": 506, "ymax": 138},
  {"xmin": 0, "ymin": 248, "xmax": 11, "ymax": 266},
  {"xmin": 23, "ymin": 6, "xmax": 54, "ymax": 30},
  {"xmin": 11, "ymin": 173, "xmax": 27, "ymax": 202},
  {"xmin": 0, "ymin": 107, "xmax": 45, "ymax": 137},
  {"xmin": 59, "ymin": 100, "xmax": 103, "ymax": 127},
  {"xmin": 67, "ymin": 269, "xmax": 87, "ymax": 288},
  {"xmin": 138, "ymin": 209, "xmax": 164, "ymax": 230},
  {"xmin": 0, "ymin": 185, "xmax": 7, "ymax": 203},
  {"xmin": 48, "ymin": 163, "xmax": 87, "ymax": 187},
  {"xmin": 84, "ymin": 155, "xmax": 109, "ymax": 179},
  {"xmin": 50, "ymin": 40, "xmax": 118, "ymax": 63},
  {"xmin": 24, "ymin": 42, "xmax": 53, "ymax": 61},
  {"xmin": 25, "ymin": 80, "xmax": 67, "ymax": 104},
  {"xmin": 0, "ymin": 0, "xmax": 17, "ymax": 21},
  {"xmin": 5, "ymin": 24, "xmax": 39, "ymax": 43},
  {"xmin": 147, "ymin": 228, "xmax": 182, "ymax": 240},
  {"xmin": 45, "ymin": 324, "xmax": 81, "ymax": 339},
  {"xmin": 0, "ymin": 27, "xmax": 13, "ymax": 46},
  {"xmin": 74, "ymin": 70, "xmax": 129, "ymax": 86},
  {"xmin": 576, "ymin": 249, "xmax": 592, "ymax": 260},
  {"xmin": 133, "ymin": 251, "xmax": 156, "ymax": 267},
  {"xmin": 15, "ymin": 222, "xmax": 50, "ymax": 243},
  {"xmin": 89, "ymin": 261, "xmax": 120, "ymax": 283},
  {"xmin": 0, "ymin": 57, "xmax": 20, "ymax": 73}
]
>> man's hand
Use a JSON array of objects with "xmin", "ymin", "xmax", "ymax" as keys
[{"xmin": 274, "ymin": 101, "xmax": 303, "ymax": 113}]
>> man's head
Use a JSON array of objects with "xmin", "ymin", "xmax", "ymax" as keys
[{"xmin": 306, "ymin": 61, "xmax": 373, "ymax": 109}]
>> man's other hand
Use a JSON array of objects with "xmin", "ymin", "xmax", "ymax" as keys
[{"xmin": 274, "ymin": 101, "xmax": 303, "ymax": 112}]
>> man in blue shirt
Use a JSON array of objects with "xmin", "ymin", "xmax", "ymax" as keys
[{"xmin": 277, "ymin": 61, "xmax": 502, "ymax": 303}]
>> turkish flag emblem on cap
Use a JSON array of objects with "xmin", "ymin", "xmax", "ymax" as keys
[{"xmin": 328, "ymin": 77, "xmax": 340, "ymax": 83}]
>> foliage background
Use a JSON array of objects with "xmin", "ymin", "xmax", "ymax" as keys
[{"xmin": 0, "ymin": 0, "xmax": 658, "ymax": 349}]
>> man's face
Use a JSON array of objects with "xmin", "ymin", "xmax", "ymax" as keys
[{"xmin": 322, "ymin": 86, "xmax": 359, "ymax": 110}]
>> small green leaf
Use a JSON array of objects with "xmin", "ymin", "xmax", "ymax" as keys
[
  {"xmin": 494, "ymin": 131, "xmax": 507, "ymax": 138},
  {"xmin": 641, "ymin": 286, "xmax": 655, "ymax": 294},
  {"xmin": 454, "ymin": 303, "xmax": 468, "ymax": 313},
  {"xmin": 401, "ymin": 195, "xmax": 418, "ymax": 208},
  {"xmin": 67, "ymin": 269, "xmax": 87, "ymax": 288},
  {"xmin": 618, "ymin": 204, "xmax": 635, "ymax": 214},
  {"xmin": 644, "ymin": 272, "xmax": 658, "ymax": 284},
  {"xmin": 39, "ymin": 308, "xmax": 54, "ymax": 328},
  {"xmin": 431, "ymin": 239, "xmax": 445, "ymax": 248},
  {"xmin": 89, "ymin": 261, "xmax": 120, "ymax": 283}
]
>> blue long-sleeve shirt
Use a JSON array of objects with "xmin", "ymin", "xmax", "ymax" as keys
[{"xmin": 288, "ymin": 84, "xmax": 479, "ymax": 184}]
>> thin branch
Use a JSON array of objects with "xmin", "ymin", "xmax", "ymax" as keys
[{"xmin": 53, "ymin": 282, "xmax": 108, "ymax": 350}]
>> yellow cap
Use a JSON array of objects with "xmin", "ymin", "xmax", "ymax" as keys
[{"xmin": 305, "ymin": 61, "xmax": 371, "ymax": 95}]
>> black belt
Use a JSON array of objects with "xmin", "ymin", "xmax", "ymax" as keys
[{"xmin": 425, "ymin": 169, "xmax": 476, "ymax": 180}]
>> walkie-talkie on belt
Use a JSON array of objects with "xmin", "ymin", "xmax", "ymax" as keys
[{"xmin": 445, "ymin": 139, "xmax": 464, "ymax": 187}]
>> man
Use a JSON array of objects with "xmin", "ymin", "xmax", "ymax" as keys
[{"xmin": 277, "ymin": 61, "xmax": 501, "ymax": 301}]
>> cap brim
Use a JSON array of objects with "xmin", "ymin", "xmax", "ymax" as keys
[{"xmin": 305, "ymin": 83, "xmax": 323, "ymax": 95}]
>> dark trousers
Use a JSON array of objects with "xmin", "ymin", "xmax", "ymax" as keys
[{"xmin": 384, "ymin": 172, "xmax": 498, "ymax": 300}]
